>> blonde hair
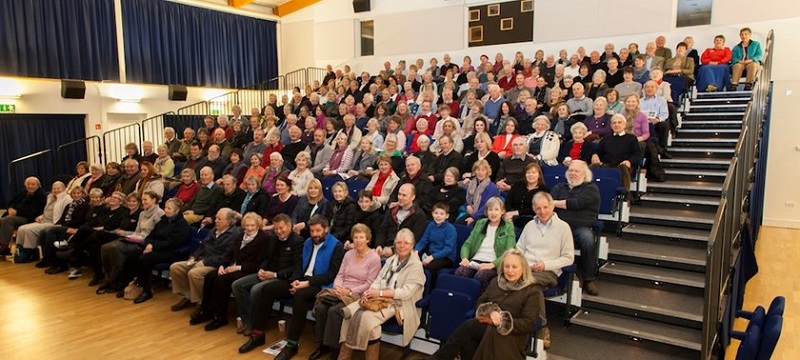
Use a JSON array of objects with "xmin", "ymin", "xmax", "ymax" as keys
[
  {"xmin": 497, "ymin": 248, "xmax": 535, "ymax": 284},
  {"xmin": 241, "ymin": 212, "xmax": 263, "ymax": 229}
]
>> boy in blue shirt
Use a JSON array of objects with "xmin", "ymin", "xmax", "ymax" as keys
[{"xmin": 415, "ymin": 203, "xmax": 457, "ymax": 275}]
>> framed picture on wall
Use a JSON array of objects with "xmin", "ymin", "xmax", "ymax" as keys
[
  {"xmin": 487, "ymin": 4, "xmax": 500, "ymax": 17},
  {"xmin": 500, "ymin": 18, "xmax": 513, "ymax": 31},
  {"xmin": 469, "ymin": 26, "xmax": 483, "ymax": 43},
  {"xmin": 469, "ymin": 9, "xmax": 480, "ymax": 22},
  {"xmin": 520, "ymin": 0, "xmax": 533, "ymax": 13}
]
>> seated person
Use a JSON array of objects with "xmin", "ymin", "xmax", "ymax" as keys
[
  {"xmin": 664, "ymin": 42, "xmax": 696, "ymax": 86},
  {"xmin": 551, "ymin": 161, "xmax": 601, "ymax": 295},
  {"xmin": 307, "ymin": 129, "xmax": 335, "ymax": 178},
  {"xmin": 346, "ymin": 137, "xmax": 379, "ymax": 181},
  {"xmin": 338, "ymin": 229, "xmax": 425, "ymax": 359},
  {"xmin": 516, "ymin": 192, "xmax": 575, "ymax": 347},
  {"xmin": 237, "ymin": 215, "xmax": 344, "ymax": 357},
  {"xmin": 622, "ymin": 94, "xmax": 659, "ymax": 155},
  {"xmin": 192, "ymin": 212, "xmax": 270, "ymax": 331},
  {"xmin": 309, "ymin": 224, "xmax": 381, "ymax": 360},
  {"xmin": 427, "ymin": 134, "xmax": 463, "ymax": 186},
  {"xmin": 154, "ymin": 144, "xmax": 176, "ymax": 179},
  {"xmin": 496, "ymin": 137, "xmax": 535, "ymax": 192},
  {"xmin": 38, "ymin": 187, "xmax": 89, "ymax": 270},
  {"xmin": 491, "ymin": 118, "xmax": 521, "ymax": 159},
  {"xmin": 324, "ymin": 182, "xmax": 358, "ymax": 243},
  {"xmin": 584, "ymin": 97, "xmax": 613, "ymax": 141},
  {"xmin": 566, "ymin": 83, "xmax": 593, "ymax": 117},
  {"xmin": 174, "ymin": 168, "xmax": 200, "ymax": 204},
  {"xmin": 458, "ymin": 160, "xmax": 500, "ymax": 225},
  {"xmin": 387, "ymin": 156, "xmax": 434, "ymax": 214},
  {"xmin": 640, "ymin": 81, "xmax": 671, "ymax": 150},
  {"xmin": 558, "ymin": 122, "xmax": 598, "ymax": 166},
  {"xmin": 375, "ymin": 184, "xmax": 428, "ymax": 259},
  {"xmin": 432, "ymin": 167, "xmax": 467, "ymax": 223},
  {"xmin": 730, "ymin": 27, "xmax": 763, "ymax": 91},
  {"xmin": 454, "ymin": 197, "xmax": 517, "ymax": 292},
  {"xmin": 416, "ymin": 202, "xmax": 458, "ymax": 274},
  {"xmin": 322, "ymin": 132, "xmax": 354, "ymax": 178},
  {"xmin": 527, "ymin": 116, "xmax": 560, "ymax": 166},
  {"xmin": 232, "ymin": 214, "xmax": 304, "ymax": 338},
  {"xmin": 169, "ymin": 208, "xmax": 241, "ymax": 312},
  {"xmin": 365, "ymin": 155, "xmax": 401, "ymax": 207},
  {"xmin": 429, "ymin": 249, "xmax": 543, "ymax": 360},
  {"xmin": 632, "ymin": 55, "xmax": 650, "ymax": 84},
  {"xmin": 261, "ymin": 152, "xmax": 290, "ymax": 197},
  {"xmin": 549, "ymin": 102, "xmax": 579, "ymax": 142},
  {"xmin": 263, "ymin": 177, "xmax": 300, "ymax": 229},
  {"xmin": 591, "ymin": 114, "xmax": 642, "ymax": 195},
  {"xmin": 462, "ymin": 133, "xmax": 500, "ymax": 182},
  {"xmin": 614, "ymin": 67, "xmax": 643, "ymax": 98},
  {"xmin": 351, "ymin": 190, "xmax": 384, "ymax": 249},
  {"xmin": 182, "ymin": 167, "xmax": 224, "ymax": 225},
  {"xmin": 197, "ymin": 144, "xmax": 229, "ymax": 180},
  {"xmin": 288, "ymin": 151, "xmax": 314, "ymax": 197},
  {"xmin": 648, "ymin": 68, "xmax": 673, "ymax": 103},
  {"xmin": 504, "ymin": 162, "xmax": 550, "ymax": 229},
  {"xmin": 697, "ymin": 35, "xmax": 733, "ymax": 92},
  {"xmin": 13, "ymin": 181, "xmax": 70, "ymax": 262},
  {"xmin": 585, "ymin": 69, "xmax": 609, "ymax": 100}
]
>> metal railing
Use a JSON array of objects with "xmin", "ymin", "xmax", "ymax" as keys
[
  {"xmin": 306, "ymin": 67, "xmax": 328, "ymax": 87},
  {"xmin": 102, "ymin": 123, "xmax": 141, "ymax": 164},
  {"xmin": 56, "ymin": 136, "xmax": 102, "ymax": 172},
  {"xmin": 207, "ymin": 91, "xmax": 238, "ymax": 116},
  {"xmin": 701, "ymin": 29, "xmax": 774, "ymax": 359},
  {"xmin": 284, "ymin": 68, "xmax": 307, "ymax": 92},
  {"xmin": 8, "ymin": 149, "xmax": 56, "ymax": 194},
  {"xmin": 142, "ymin": 111, "xmax": 176, "ymax": 147}
]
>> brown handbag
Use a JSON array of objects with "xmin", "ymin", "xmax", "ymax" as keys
[{"xmin": 123, "ymin": 278, "xmax": 143, "ymax": 300}]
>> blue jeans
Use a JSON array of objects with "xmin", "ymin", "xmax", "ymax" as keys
[{"xmin": 572, "ymin": 226, "xmax": 597, "ymax": 281}]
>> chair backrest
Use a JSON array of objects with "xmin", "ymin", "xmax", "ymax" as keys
[
  {"xmin": 436, "ymin": 274, "xmax": 481, "ymax": 298},
  {"xmin": 543, "ymin": 165, "xmax": 567, "ymax": 178},
  {"xmin": 756, "ymin": 316, "xmax": 783, "ymax": 360},
  {"xmin": 747, "ymin": 306, "xmax": 766, "ymax": 331},
  {"xmin": 427, "ymin": 274, "xmax": 482, "ymax": 341},
  {"xmin": 543, "ymin": 263, "xmax": 577, "ymax": 297},
  {"xmin": 348, "ymin": 179, "xmax": 370, "ymax": 199},
  {"xmin": 735, "ymin": 324, "xmax": 761, "ymax": 360},
  {"xmin": 544, "ymin": 174, "xmax": 566, "ymax": 189},
  {"xmin": 766, "ymin": 296, "xmax": 786, "ymax": 318},
  {"xmin": 454, "ymin": 224, "xmax": 473, "ymax": 256},
  {"xmin": 321, "ymin": 176, "xmax": 339, "ymax": 201},
  {"xmin": 594, "ymin": 177, "xmax": 620, "ymax": 215},
  {"xmin": 183, "ymin": 228, "xmax": 208, "ymax": 256}
]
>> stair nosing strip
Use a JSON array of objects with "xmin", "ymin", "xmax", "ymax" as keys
[
  {"xmin": 582, "ymin": 296, "xmax": 704, "ymax": 323},
  {"xmin": 609, "ymin": 249, "xmax": 706, "ymax": 266},
  {"xmin": 622, "ymin": 227, "xmax": 711, "ymax": 241},
  {"xmin": 570, "ymin": 315, "xmax": 702, "ymax": 351},
  {"xmin": 600, "ymin": 266, "xmax": 705, "ymax": 288}
]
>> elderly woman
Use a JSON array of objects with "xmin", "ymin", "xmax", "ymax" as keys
[
  {"xmin": 240, "ymin": 153, "xmax": 266, "ymax": 190},
  {"xmin": 385, "ymin": 115, "xmax": 407, "ymax": 153},
  {"xmin": 37, "ymin": 186, "xmax": 89, "ymax": 269},
  {"xmin": 221, "ymin": 149, "xmax": 248, "ymax": 187},
  {"xmin": 605, "ymin": 89, "xmax": 624, "ymax": 115},
  {"xmin": 122, "ymin": 142, "xmax": 142, "ymax": 163},
  {"xmin": 491, "ymin": 118, "xmax": 520, "ymax": 159},
  {"xmin": 311, "ymin": 224, "xmax": 381, "ymax": 360},
  {"xmin": 135, "ymin": 161, "xmax": 165, "ymax": 199},
  {"xmin": 154, "ymin": 145, "xmax": 175, "ymax": 179},
  {"xmin": 288, "ymin": 151, "xmax": 314, "ymax": 197},
  {"xmin": 697, "ymin": 34, "xmax": 733, "ymax": 92},
  {"xmin": 0, "ymin": 177, "xmax": 47, "ymax": 255},
  {"xmin": 664, "ymin": 42, "xmax": 696, "ymax": 85},
  {"xmin": 14, "ymin": 181, "xmax": 70, "ymax": 262},
  {"xmin": 584, "ymin": 97, "xmax": 613, "ymax": 141},
  {"xmin": 431, "ymin": 118, "xmax": 464, "ymax": 155},
  {"xmin": 323, "ymin": 132, "xmax": 354, "ymax": 177},
  {"xmin": 365, "ymin": 155, "xmax": 401, "ymax": 207},
  {"xmin": 65, "ymin": 161, "xmax": 91, "ymax": 193},
  {"xmin": 82, "ymin": 163, "xmax": 106, "ymax": 192},
  {"xmin": 504, "ymin": 162, "xmax": 550, "ymax": 229},
  {"xmin": 632, "ymin": 56, "xmax": 650, "ymax": 84},
  {"xmin": 172, "ymin": 168, "xmax": 199, "ymax": 204},
  {"xmin": 462, "ymin": 132, "xmax": 499, "ymax": 182},
  {"xmin": 558, "ymin": 122, "xmax": 598, "ymax": 166},
  {"xmin": 459, "ymin": 160, "xmax": 500, "ymax": 226},
  {"xmin": 586, "ymin": 69, "xmax": 609, "ymax": 100},
  {"xmin": 454, "ymin": 197, "xmax": 517, "ymax": 292},
  {"xmin": 363, "ymin": 118, "xmax": 384, "ymax": 150},
  {"xmin": 98, "ymin": 162, "xmax": 123, "ymax": 196},
  {"xmin": 290, "ymin": 178, "xmax": 328, "ymax": 240},
  {"xmin": 338, "ymin": 228, "xmax": 425, "ymax": 360},
  {"xmin": 527, "ymin": 116, "xmax": 560, "ymax": 166},
  {"xmin": 347, "ymin": 137, "xmax": 379, "ymax": 180},
  {"xmin": 430, "ymin": 249, "xmax": 543, "ymax": 360}
]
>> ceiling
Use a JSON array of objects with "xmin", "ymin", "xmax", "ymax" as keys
[{"xmin": 177, "ymin": 0, "xmax": 294, "ymax": 16}]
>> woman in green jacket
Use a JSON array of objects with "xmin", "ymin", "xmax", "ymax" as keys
[{"xmin": 454, "ymin": 197, "xmax": 517, "ymax": 292}]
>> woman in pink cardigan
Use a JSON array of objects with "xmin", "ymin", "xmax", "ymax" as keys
[{"xmin": 622, "ymin": 94, "xmax": 651, "ymax": 153}]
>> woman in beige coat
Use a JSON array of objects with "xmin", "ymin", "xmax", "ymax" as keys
[{"xmin": 338, "ymin": 228, "xmax": 425, "ymax": 359}]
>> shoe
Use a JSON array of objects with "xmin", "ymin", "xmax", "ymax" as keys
[
  {"xmin": 583, "ymin": 280, "xmax": 599, "ymax": 296},
  {"xmin": 309, "ymin": 345, "xmax": 330, "ymax": 360},
  {"xmin": 116, "ymin": 290, "xmax": 125, "ymax": 298},
  {"xmin": 728, "ymin": 84, "xmax": 738, "ymax": 91},
  {"xmin": 242, "ymin": 326, "xmax": 252, "ymax": 337},
  {"xmin": 203, "ymin": 317, "xmax": 229, "ymax": 331},
  {"xmin": 539, "ymin": 326, "xmax": 551, "ymax": 350},
  {"xmin": 133, "ymin": 292, "xmax": 153, "ymax": 304},
  {"xmin": 67, "ymin": 268, "xmax": 83, "ymax": 279},
  {"xmin": 45, "ymin": 265, "xmax": 69, "ymax": 274},
  {"xmin": 171, "ymin": 298, "xmax": 193, "ymax": 312},
  {"xmin": 705, "ymin": 85, "xmax": 717, "ymax": 92},
  {"xmin": 35, "ymin": 258, "xmax": 52, "ymax": 268},
  {"xmin": 659, "ymin": 147, "xmax": 673, "ymax": 159},
  {"xmin": 328, "ymin": 347, "xmax": 340, "ymax": 360},
  {"xmin": 96, "ymin": 284, "xmax": 111, "ymax": 294},
  {"xmin": 275, "ymin": 345, "xmax": 299, "ymax": 360},
  {"xmin": 54, "ymin": 240, "xmax": 70, "ymax": 249},
  {"xmin": 744, "ymin": 83, "xmax": 753, "ymax": 91},
  {"xmin": 0, "ymin": 246, "xmax": 11, "ymax": 257},
  {"xmin": 238, "ymin": 335, "xmax": 266, "ymax": 354},
  {"xmin": 189, "ymin": 311, "xmax": 214, "ymax": 325},
  {"xmin": 88, "ymin": 276, "xmax": 103, "ymax": 287}
]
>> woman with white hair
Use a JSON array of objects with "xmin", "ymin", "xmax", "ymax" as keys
[
  {"xmin": 586, "ymin": 69, "xmax": 609, "ymax": 100},
  {"xmin": 527, "ymin": 116, "xmax": 560, "ymax": 166},
  {"xmin": 14, "ymin": 181, "xmax": 70, "ymax": 262}
]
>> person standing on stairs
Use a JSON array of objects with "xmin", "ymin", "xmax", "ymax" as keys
[{"xmin": 550, "ymin": 161, "xmax": 601, "ymax": 296}]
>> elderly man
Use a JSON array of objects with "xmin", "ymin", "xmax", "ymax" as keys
[
  {"xmin": 184, "ymin": 167, "xmax": 224, "ymax": 225},
  {"xmin": 427, "ymin": 135, "xmax": 463, "ymax": 186},
  {"xmin": 176, "ymin": 127, "xmax": 196, "ymax": 162},
  {"xmin": 306, "ymin": 129, "xmax": 334, "ymax": 177},
  {"xmin": 238, "ymin": 215, "xmax": 344, "ymax": 358},
  {"xmin": 600, "ymin": 43, "xmax": 620, "ymax": 64},
  {"xmin": 115, "ymin": 159, "xmax": 141, "ymax": 195},
  {"xmin": 206, "ymin": 175, "xmax": 245, "ymax": 227},
  {"xmin": 496, "ymin": 137, "xmax": 535, "ymax": 192},
  {"xmin": 279, "ymin": 114, "xmax": 298, "ymax": 146},
  {"xmin": 591, "ymin": 115, "xmax": 642, "ymax": 194},
  {"xmin": 375, "ymin": 184, "xmax": 428, "ymax": 259},
  {"xmin": 213, "ymin": 128, "xmax": 233, "ymax": 160},
  {"xmin": 655, "ymin": 35, "xmax": 672, "ymax": 59},
  {"xmin": 243, "ymin": 129, "xmax": 268, "ymax": 161},
  {"xmin": 197, "ymin": 144, "xmax": 229, "ymax": 180},
  {"xmin": 338, "ymin": 114, "xmax": 362, "ymax": 152},
  {"xmin": 540, "ymin": 54, "xmax": 557, "ymax": 86},
  {"xmin": 566, "ymin": 83, "xmax": 593, "ymax": 117},
  {"xmin": 644, "ymin": 42, "xmax": 666, "ymax": 70},
  {"xmin": 186, "ymin": 142, "xmax": 206, "ymax": 178},
  {"xmin": 0, "ymin": 177, "xmax": 47, "ymax": 255},
  {"xmin": 389, "ymin": 156, "xmax": 434, "ymax": 214},
  {"xmin": 550, "ymin": 161, "xmax": 601, "ymax": 295},
  {"xmin": 164, "ymin": 127, "xmax": 181, "ymax": 158},
  {"xmin": 517, "ymin": 191, "xmax": 575, "ymax": 345},
  {"xmin": 506, "ymin": 73, "xmax": 535, "ymax": 105},
  {"xmin": 261, "ymin": 152, "xmax": 288, "ymax": 196},
  {"xmin": 640, "ymin": 80, "xmax": 671, "ymax": 149},
  {"xmin": 170, "ymin": 208, "xmax": 241, "ymax": 311},
  {"xmin": 281, "ymin": 126, "xmax": 306, "ymax": 169},
  {"xmin": 483, "ymin": 84, "xmax": 505, "ymax": 125},
  {"xmin": 516, "ymin": 98, "xmax": 545, "ymax": 136},
  {"xmin": 230, "ymin": 104, "xmax": 247, "ymax": 125}
]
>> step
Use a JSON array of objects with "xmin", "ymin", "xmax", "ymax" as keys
[
  {"xmin": 622, "ymin": 223, "xmax": 711, "ymax": 242},
  {"xmin": 607, "ymin": 236, "xmax": 707, "ymax": 271},
  {"xmin": 639, "ymin": 193, "xmax": 721, "ymax": 207},
  {"xmin": 667, "ymin": 147, "xmax": 735, "ymax": 159},
  {"xmin": 648, "ymin": 180, "xmax": 723, "ymax": 197},
  {"xmin": 547, "ymin": 320, "xmax": 700, "ymax": 360},
  {"xmin": 670, "ymin": 138, "xmax": 738, "ymax": 147},
  {"xmin": 688, "ymin": 104, "xmax": 748, "ymax": 113},
  {"xmin": 690, "ymin": 96, "xmax": 751, "ymax": 104},
  {"xmin": 628, "ymin": 206, "xmax": 715, "ymax": 230},
  {"xmin": 680, "ymin": 120, "xmax": 742, "ymax": 129},
  {"xmin": 682, "ymin": 111, "xmax": 745, "ymax": 118},
  {"xmin": 661, "ymin": 157, "xmax": 731, "ymax": 170},
  {"xmin": 600, "ymin": 262, "xmax": 706, "ymax": 288},
  {"xmin": 580, "ymin": 275, "xmax": 704, "ymax": 326},
  {"xmin": 695, "ymin": 90, "xmax": 752, "ymax": 98},
  {"xmin": 663, "ymin": 168, "xmax": 727, "ymax": 183},
  {"xmin": 676, "ymin": 129, "xmax": 740, "ymax": 138},
  {"xmin": 571, "ymin": 309, "xmax": 702, "ymax": 351}
]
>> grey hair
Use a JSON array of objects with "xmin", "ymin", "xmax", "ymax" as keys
[{"xmin": 395, "ymin": 228, "xmax": 415, "ymax": 245}]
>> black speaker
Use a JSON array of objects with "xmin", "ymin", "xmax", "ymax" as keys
[
  {"xmin": 61, "ymin": 79, "xmax": 86, "ymax": 99},
  {"xmin": 168, "ymin": 85, "xmax": 188, "ymax": 101},
  {"xmin": 353, "ymin": 0, "xmax": 370, "ymax": 13}
]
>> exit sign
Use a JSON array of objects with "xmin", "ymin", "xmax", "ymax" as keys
[{"xmin": 0, "ymin": 104, "xmax": 15, "ymax": 113}]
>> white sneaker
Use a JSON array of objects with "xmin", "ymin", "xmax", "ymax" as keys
[
  {"xmin": 54, "ymin": 240, "xmax": 69, "ymax": 249},
  {"xmin": 68, "ymin": 268, "xmax": 82, "ymax": 279}
]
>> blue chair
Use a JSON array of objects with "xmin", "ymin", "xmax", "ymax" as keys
[
  {"xmin": 737, "ymin": 296, "xmax": 785, "ymax": 320},
  {"xmin": 735, "ymin": 324, "xmax": 762, "ymax": 360},
  {"xmin": 420, "ymin": 274, "xmax": 481, "ymax": 341},
  {"xmin": 347, "ymin": 179, "xmax": 370, "ymax": 199},
  {"xmin": 321, "ymin": 176, "xmax": 339, "ymax": 201},
  {"xmin": 756, "ymin": 315, "xmax": 783, "ymax": 360},
  {"xmin": 731, "ymin": 306, "xmax": 766, "ymax": 341},
  {"xmin": 590, "ymin": 168, "xmax": 627, "ymax": 236}
]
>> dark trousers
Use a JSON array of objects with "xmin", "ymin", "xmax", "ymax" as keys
[
  {"xmin": 572, "ymin": 226, "xmax": 597, "ymax": 282},
  {"xmin": 251, "ymin": 280, "xmax": 293, "ymax": 331},
  {"xmin": 313, "ymin": 297, "xmax": 346, "ymax": 348},
  {"xmin": 101, "ymin": 240, "xmax": 142, "ymax": 285},
  {"xmin": 653, "ymin": 120, "xmax": 670, "ymax": 149},
  {"xmin": 201, "ymin": 270, "xmax": 249, "ymax": 319},
  {"xmin": 41, "ymin": 226, "xmax": 69, "ymax": 259},
  {"xmin": 424, "ymin": 258, "xmax": 454, "ymax": 286},
  {"xmin": 431, "ymin": 318, "xmax": 487, "ymax": 360},
  {"xmin": 136, "ymin": 250, "xmax": 179, "ymax": 292},
  {"xmin": 287, "ymin": 285, "xmax": 321, "ymax": 342},
  {"xmin": 73, "ymin": 231, "xmax": 121, "ymax": 275}
]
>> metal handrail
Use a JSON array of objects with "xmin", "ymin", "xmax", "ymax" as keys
[
  {"xmin": 102, "ymin": 123, "xmax": 142, "ymax": 164},
  {"xmin": 56, "ymin": 135, "xmax": 102, "ymax": 171},
  {"xmin": 176, "ymin": 101, "xmax": 209, "ymax": 115},
  {"xmin": 7, "ymin": 149, "xmax": 55, "ymax": 193}
]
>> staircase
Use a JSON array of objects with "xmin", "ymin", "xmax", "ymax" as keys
[{"xmin": 551, "ymin": 91, "xmax": 751, "ymax": 359}]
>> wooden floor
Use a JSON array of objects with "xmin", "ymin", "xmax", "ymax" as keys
[
  {"xmin": 725, "ymin": 226, "xmax": 800, "ymax": 360},
  {"xmin": 0, "ymin": 258, "xmax": 423, "ymax": 360}
]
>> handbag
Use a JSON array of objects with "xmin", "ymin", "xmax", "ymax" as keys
[{"xmin": 123, "ymin": 278, "xmax": 143, "ymax": 300}]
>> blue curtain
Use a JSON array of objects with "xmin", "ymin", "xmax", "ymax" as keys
[
  {"xmin": 0, "ymin": 115, "xmax": 87, "ymax": 207},
  {"xmin": 0, "ymin": 0, "xmax": 119, "ymax": 81},
  {"xmin": 122, "ymin": 0, "xmax": 278, "ymax": 89}
]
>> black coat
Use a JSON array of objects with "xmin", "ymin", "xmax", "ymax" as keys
[
  {"xmin": 143, "ymin": 214, "xmax": 192, "ymax": 255},
  {"xmin": 430, "ymin": 150, "xmax": 463, "ymax": 185},
  {"xmin": 550, "ymin": 182, "xmax": 601, "ymax": 228},
  {"xmin": 353, "ymin": 205, "xmax": 383, "ymax": 243},
  {"xmin": 5, "ymin": 188, "xmax": 47, "ymax": 222},
  {"xmin": 215, "ymin": 188, "xmax": 246, "ymax": 216},
  {"xmin": 557, "ymin": 140, "xmax": 598, "ymax": 164},
  {"xmin": 462, "ymin": 151, "xmax": 500, "ymax": 182},
  {"xmin": 375, "ymin": 204, "xmax": 428, "ymax": 249},
  {"xmin": 259, "ymin": 232, "xmax": 305, "ymax": 280},
  {"xmin": 222, "ymin": 230, "xmax": 270, "ymax": 274},
  {"xmin": 324, "ymin": 197, "xmax": 358, "ymax": 242},
  {"xmin": 55, "ymin": 201, "xmax": 90, "ymax": 228},
  {"xmin": 430, "ymin": 185, "xmax": 467, "ymax": 223},
  {"xmin": 242, "ymin": 189, "xmax": 271, "ymax": 217},
  {"xmin": 291, "ymin": 197, "xmax": 329, "ymax": 239}
]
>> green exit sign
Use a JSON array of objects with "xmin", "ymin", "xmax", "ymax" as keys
[
  {"xmin": 211, "ymin": 109, "xmax": 220, "ymax": 115},
  {"xmin": 0, "ymin": 104, "xmax": 15, "ymax": 113}
]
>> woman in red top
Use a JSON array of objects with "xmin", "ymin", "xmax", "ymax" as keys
[
  {"xmin": 697, "ymin": 35, "xmax": 733, "ymax": 92},
  {"xmin": 491, "ymin": 118, "xmax": 520, "ymax": 159},
  {"xmin": 260, "ymin": 130, "xmax": 284, "ymax": 167},
  {"xmin": 174, "ymin": 168, "xmax": 200, "ymax": 204}
]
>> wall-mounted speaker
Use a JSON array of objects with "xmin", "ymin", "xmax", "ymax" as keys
[
  {"xmin": 168, "ymin": 85, "xmax": 188, "ymax": 101},
  {"xmin": 61, "ymin": 79, "xmax": 86, "ymax": 99},
  {"xmin": 353, "ymin": 0, "xmax": 370, "ymax": 13}
]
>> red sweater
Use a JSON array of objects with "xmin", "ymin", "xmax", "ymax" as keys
[{"xmin": 701, "ymin": 48, "xmax": 732, "ymax": 64}]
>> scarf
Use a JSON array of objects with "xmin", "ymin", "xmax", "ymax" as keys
[
  {"xmin": 329, "ymin": 146, "xmax": 347, "ymax": 171},
  {"xmin": 497, "ymin": 274, "xmax": 534, "ymax": 291},
  {"xmin": 63, "ymin": 199, "xmax": 84, "ymax": 224},
  {"xmin": 378, "ymin": 254, "xmax": 411, "ymax": 289},
  {"xmin": 372, "ymin": 171, "xmax": 392, "ymax": 197},
  {"xmin": 466, "ymin": 177, "xmax": 491, "ymax": 208},
  {"xmin": 240, "ymin": 231, "xmax": 257, "ymax": 250},
  {"xmin": 633, "ymin": 66, "xmax": 647, "ymax": 80},
  {"xmin": 554, "ymin": 117, "xmax": 568, "ymax": 137}
]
